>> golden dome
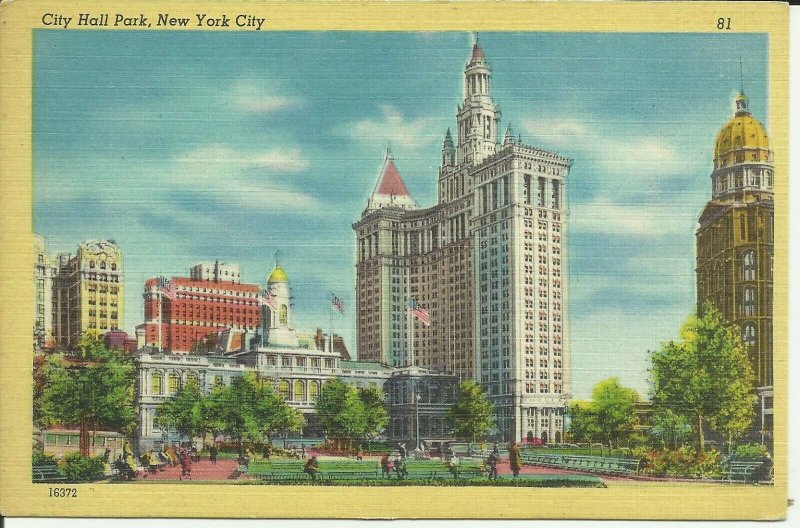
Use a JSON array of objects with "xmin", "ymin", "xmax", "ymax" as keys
[
  {"xmin": 267, "ymin": 265, "xmax": 288, "ymax": 284},
  {"xmin": 713, "ymin": 93, "xmax": 770, "ymax": 168}
]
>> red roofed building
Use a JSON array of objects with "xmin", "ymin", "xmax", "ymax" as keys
[{"xmin": 143, "ymin": 261, "xmax": 261, "ymax": 353}]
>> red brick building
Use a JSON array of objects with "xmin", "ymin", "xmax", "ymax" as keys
[{"xmin": 143, "ymin": 262, "xmax": 261, "ymax": 353}]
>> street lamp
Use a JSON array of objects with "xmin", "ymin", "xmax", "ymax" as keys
[{"xmin": 414, "ymin": 381, "xmax": 422, "ymax": 451}]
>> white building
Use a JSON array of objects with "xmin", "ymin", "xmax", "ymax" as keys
[
  {"xmin": 135, "ymin": 263, "xmax": 393, "ymax": 451},
  {"xmin": 354, "ymin": 41, "xmax": 572, "ymax": 443},
  {"xmin": 189, "ymin": 260, "xmax": 241, "ymax": 284}
]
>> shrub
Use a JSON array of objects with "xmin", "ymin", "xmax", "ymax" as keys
[
  {"xmin": 642, "ymin": 447, "xmax": 723, "ymax": 478},
  {"xmin": 734, "ymin": 443, "xmax": 768, "ymax": 460},
  {"xmin": 60, "ymin": 453, "xmax": 106, "ymax": 482},
  {"xmin": 32, "ymin": 449, "xmax": 57, "ymax": 466}
]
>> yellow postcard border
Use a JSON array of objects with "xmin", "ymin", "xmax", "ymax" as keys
[{"xmin": 0, "ymin": 0, "xmax": 789, "ymax": 519}]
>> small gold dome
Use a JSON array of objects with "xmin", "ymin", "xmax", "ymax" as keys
[
  {"xmin": 267, "ymin": 265, "xmax": 288, "ymax": 284},
  {"xmin": 713, "ymin": 93, "xmax": 770, "ymax": 168}
]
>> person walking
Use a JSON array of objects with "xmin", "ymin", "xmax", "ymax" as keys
[
  {"xmin": 448, "ymin": 455, "xmax": 460, "ymax": 479},
  {"xmin": 398, "ymin": 442, "xmax": 407, "ymax": 459},
  {"xmin": 179, "ymin": 451, "xmax": 192, "ymax": 480},
  {"xmin": 301, "ymin": 445, "xmax": 307, "ymax": 459},
  {"xmin": 209, "ymin": 444, "xmax": 218, "ymax": 465},
  {"xmin": 262, "ymin": 444, "xmax": 272, "ymax": 460},
  {"xmin": 508, "ymin": 441, "xmax": 523, "ymax": 478},
  {"xmin": 487, "ymin": 451, "xmax": 500, "ymax": 481}
]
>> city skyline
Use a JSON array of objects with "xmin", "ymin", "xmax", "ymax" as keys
[{"xmin": 33, "ymin": 30, "xmax": 768, "ymax": 398}]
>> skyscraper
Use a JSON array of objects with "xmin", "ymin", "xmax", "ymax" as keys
[
  {"xmin": 33, "ymin": 234, "xmax": 55, "ymax": 351},
  {"xmin": 52, "ymin": 240, "xmax": 125, "ymax": 349},
  {"xmin": 354, "ymin": 42, "xmax": 572, "ymax": 442},
  {"xmin": 696, "ymin": 90, "xmax": 774, "ymax": 437}
]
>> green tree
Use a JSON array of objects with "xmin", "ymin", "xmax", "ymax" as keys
[
  {"xmin": 155, "ymin": 378, "xmax": 209, "ymax": 447},
  {"xmin": 448, "ymin": 380, "xmax": 494, "ymax": 442},
  {"xmin": 358, "ymin": 386, "xmax": 389, "ymax": 443},
  {"xmin": 591, "ymin": 377, "xmax": 639, "ymax": 450},
  {"xmin": 566, "ymin": 400, "xmax": 602, "ymax": 454},
  {"xmin": 650, "ymin": 305, "xmax": 756, "ymax": 450},
  {"xmin": 206, "ymin": 372, "xmax": 303, "ymax": 454},
  {"xmin": 649, "ymin": 408, "xmax": 692, "ymax": 449},
  {"xmin": 710, "ymin": 376, "xmax": 757, "ymax": 455},
  {"xmin": 38, "ymin": 334, "xmax": 136, "ymax": 456},
  {"xmin": 316, "ymin": 379, "xmax": 367, "ymax": 450}
]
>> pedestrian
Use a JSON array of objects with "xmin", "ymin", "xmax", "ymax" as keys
[
  {"xmin": 301, "ymin": 445, "xmax": 307, "ymax": 459},
  {"xmin": 103, "ymin": 447, "xmax": 111, "ymax": 463},
  {"xmin": 487, "ymin": 451, "xmax": 500, "ymax": 481},
  {"xmin": 493, "ymin": 442, "xmax": 499, "ymax": 456},
  {"xmin": 398, "ymin": 442, "xmax": 407, "ymax": 459},
  {"xmin": 179, "ymin": 451, "xmax": 192, "ymax": 480},
  {"xmin": 209, "ymin": 444, "xmax": 218, "ymax": 465},
  {"xmin": 262, "ymin": 443, "xmax": 272, "ymax": 460},
  {"xmin": 380, "ymin": 453, "xmax": 393, "ymax": 478},
  {"xmin": 303, "ymin": 456, "xmax": 320, "ymax": 480},
  {"xmin": 394, "ymin": 456, "xmax": 407, "ymax": 480},
  {"xmin": 508, "ymin": 441, "xmax": 523, "ymax": 478},
  {"xmin": 356, "ymin": 449, "xmax": 363, "ymax": 461},
  {"xmin": 448, "ymin": 455, "xmax": 460, "ymax": 478}
]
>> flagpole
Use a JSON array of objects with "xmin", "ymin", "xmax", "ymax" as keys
[
  {"xmin": 329, "ymin": 293, "xmax": 333, "ymax": 354},
  {"xmin": 157, "ymin": 285, "xmax": 162, "ymax": 352}
]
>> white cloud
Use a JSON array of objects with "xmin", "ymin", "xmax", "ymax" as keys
[
  {"xmin": 177, "ymin": 145, "xmax": 309, "ymax": 172},
  {"xmin": 169, "ymin": 145, "xmax": 318, "ymax": 210},
  {"xmin": 520, "ymin": 118, "xmax": 588, "ymax": 146},
  {"xmin": 231, "ymin": 82, "xmax": 304, "ymax": 113},
  {"xmin": 344, "ymin": 106, "xmax": 435, "ymax": 149},
  {"xmin": 570, "ymin": 198, "xmax": 696, "ymax": 237}
]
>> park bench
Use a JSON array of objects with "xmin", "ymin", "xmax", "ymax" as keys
[
  {"xmin": 725, "ymin": 460, "xmax": 764, "ymax": 484},
  {"xmin": 32, "ymin": 461, "xmax": 66, "ymax": 483},
  {"xmin": 522, "ymin": 453, "xmax": 640, "ymax": 476}
]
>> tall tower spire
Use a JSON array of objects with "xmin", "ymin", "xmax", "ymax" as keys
[{"xmin": 456, "ymin": 39, "xmax": 500, "ymax": 166}]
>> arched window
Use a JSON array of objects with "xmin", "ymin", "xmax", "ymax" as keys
[
  {"xmin": 150, "ymin": 371, "xmax": 163, "ymax": 395},
  {"xmin": 308, "ymin": 381, "xmax": 319, "ymax": 402},
  {"xmin": 742, "ymin": 286, "xmax": 757, "ymax": 316},
  {"xmin": 278, "ymin": 380, "xmax": 291, "ymax": 400},
  {"xmin": 743, "ymin": 323, "xmax": 757, "ymax": 346},
  {"xmin": 279, "ymin": 305, "xmax": 288, "ymax": 326},
  {"xmin": 294, "ymin": 380, "xmax": 306, "ymax": 401},
  {"xmin": 742, "ymin": 251, "xmax": 756, "ymax": 281},
  {"xmin": 167, "ymin": 372, "xmax": 180, "ymax": 395}
]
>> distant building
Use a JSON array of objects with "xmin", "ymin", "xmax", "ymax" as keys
[
  {"xmin": 33, "ymin": 234, "xmax": 56, "ymax": 351},
  {"xmin": 52, "ymin": 240, "xmax": 125, "ymax": 350},
  {"xmin": 135, "ymin": 263, "xmax": 390, "ymax": 450},
  {"xmin": 696, "ymin": 90, "xmax": 774, "ymax": 442},
  {"xmin": 353, "ymin": 42, "xmax": 572, "ymax": 442},
  {"xmin": 142, "ymin": 262, "xmax": 261, "ymax": 353},
  {"xmin": 103, "ymin": 330, "xmax": 137, "ymax": 353},
  {"xmin": 384, "ymin": 366, "xmax": 459, "ymax": 443}
]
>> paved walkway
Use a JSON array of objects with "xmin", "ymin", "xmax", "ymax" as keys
[{"xmin": 140, "ymin": 459, "xmax": 238, "ymax": 481}]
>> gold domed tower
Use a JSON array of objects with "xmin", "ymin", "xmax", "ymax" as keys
[{"xmin": 696, "ymin": 90, "xmax": 774, "ymax": 441}]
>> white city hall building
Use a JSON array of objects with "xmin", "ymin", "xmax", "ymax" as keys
[{"xmin": 354, "ymin": 42, "xmax": 572, "ymax": 443}]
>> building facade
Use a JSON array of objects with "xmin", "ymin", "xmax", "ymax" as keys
[
  {"xmin": 33, "ymin": 234, "xmax": 56, "ymax": 351},
  {"xmin": 143, "ymin": 262, "xmax": 261, "ymax": 353},
  {"xmin": 696, "ymin": 91, "xmax": 774, "ymax": 439},
  {"xmin": 135, "ymin": 265, "xmax": 394, "ymax": 451},
  {"xmin": 354, "ymin": 43, "xmax": 572, "ymax": 442},
  {"xmin": 384, "ymin": 366, "xmax": 459, "ymax": 444},
  {"xmin": 52, "ymin": 240, "xmax": 125, "ymax": 349}
]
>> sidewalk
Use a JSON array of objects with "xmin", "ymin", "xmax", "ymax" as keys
[{"xmin": 140, "ymin": 459, "xmax": 238, "ymax": 481}]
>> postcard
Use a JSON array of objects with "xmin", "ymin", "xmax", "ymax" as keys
[{"xmin": 0, "ymin": 0, "xmax": 790, "ymax": 520}]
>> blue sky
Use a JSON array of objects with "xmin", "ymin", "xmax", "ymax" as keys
[{"xmin": 33, "ymin": 31, "xmax": 768, "ymax": 398}]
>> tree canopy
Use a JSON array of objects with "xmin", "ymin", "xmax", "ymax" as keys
[
  {"xmin": 650, "ymin": 305, "xmax": 756, "ymax": 450},
  {"xmin": 448, "ymin": 380, "xmax": 494, "ymax": 442},
  {"xmin": 37, "ymin": 333, "xmax": 136, "ymax": 455},
  {"xmin": 567, "ymin": 378, "xmax": 638, "ymax": 451},
  {"xmin": 206, "ymin": 372, "xmax": 304, "ymax": 452}
]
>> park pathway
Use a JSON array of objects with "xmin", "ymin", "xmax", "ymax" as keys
[{"xmin": 140, "ymin": 459, "xmax": 238, "ymax": 481}]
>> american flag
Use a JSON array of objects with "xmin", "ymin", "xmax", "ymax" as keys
[
  {"xmin": 331, "ymin": 294, "xmax": 345, "ymax": 314},
  {"xmin": 158, "ymin": 279, "xmax": 176, "ymax": 300},
  {"xmin": 259, "ymin": 291, "xmax": 279, "ymax": 310},
  {"xmin": 408, "ymin": 299, "xmax": 431, "ymax": 326}
]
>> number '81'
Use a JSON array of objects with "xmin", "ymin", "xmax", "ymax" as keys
[{"xmin": 717, "ymin": 18, "xmax": 731, "ymax": 30}]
